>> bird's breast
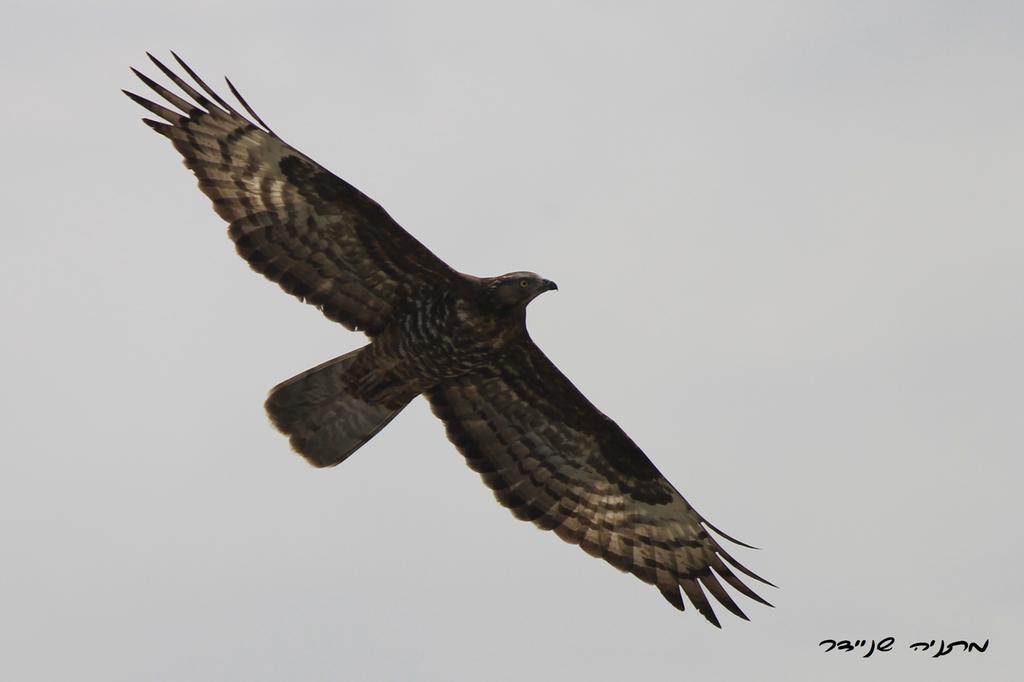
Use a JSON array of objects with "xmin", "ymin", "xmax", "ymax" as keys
[{"xmin": 380, "ymin": 293, "xmax": 517, "ymax": 388}]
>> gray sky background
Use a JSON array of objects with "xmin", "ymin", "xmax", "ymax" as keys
[{"xmin": 2, "ymin": 1, "xmax": 1021, "ymax": 680}]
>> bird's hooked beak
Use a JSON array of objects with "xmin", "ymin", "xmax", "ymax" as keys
[{"xmin": 542, "ymin": 279, "xmax": 559, "ymax": 292}]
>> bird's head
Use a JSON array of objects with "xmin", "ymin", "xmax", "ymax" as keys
[{"xmin": 483, "ymin": 271, "xmax": 558, "ymax": 310}]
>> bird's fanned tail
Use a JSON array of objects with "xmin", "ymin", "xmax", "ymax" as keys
[{"xmin": 266, "ymin": 348, "xmax": 411, "ymax": 467}]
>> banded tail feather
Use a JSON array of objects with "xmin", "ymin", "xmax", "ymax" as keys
[{"xmin": 266, "ymin": 348, "xmax": 412, "ymax": 467}]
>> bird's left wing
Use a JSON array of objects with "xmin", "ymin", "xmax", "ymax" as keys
[
  {"xmin": 124, "ymin": 53, "xmax": 462, "ymax": 336},
  {"xmin": 427, "ymin": 340, "xmax": 773, "ymax": 626}
]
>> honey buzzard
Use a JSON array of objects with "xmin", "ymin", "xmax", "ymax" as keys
[{"xmin": 124, "ymin": 53, "xmax": 773, "ymax": 626}]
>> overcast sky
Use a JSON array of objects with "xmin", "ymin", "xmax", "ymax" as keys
[{"xmin": 2, "ymin": 1, "xmax": 1021, "ymax": 680}]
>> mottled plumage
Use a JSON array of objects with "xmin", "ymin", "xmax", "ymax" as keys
[{"xmin": 126, "ymin": 53, "xmax": 773, "ymax": 626}]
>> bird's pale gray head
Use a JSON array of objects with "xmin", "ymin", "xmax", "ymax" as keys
[{"xmin": 485, "ymin": 271, "xmax": 558, "ymax": 309}]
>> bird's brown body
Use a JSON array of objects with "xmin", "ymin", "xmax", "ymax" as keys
[
  {"xmin": 126, "ymin": 52, "xmax": 773, "ymax": 627},
  {"xmin": 328, "ymin": 277, "xmax": 548, "ymax": 409}
]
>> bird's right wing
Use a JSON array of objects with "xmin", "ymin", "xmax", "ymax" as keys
[
  {"xmin": 427, "ymin": 339, "xmax": 773, "ymax": 626},
  {"xmin": 125, "ymin": 53, "xmax": 461, "ymax": 336}
]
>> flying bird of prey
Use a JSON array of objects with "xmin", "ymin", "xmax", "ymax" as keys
[{"xmin": 125, "ymin": 53, "xmax": 773, "ymax": 626}]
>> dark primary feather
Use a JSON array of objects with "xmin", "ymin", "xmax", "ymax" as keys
[
  {"xmin": 125, "ymin": 53, "xmax": 459, "ymax": 337},
  {"xmin": 127, "ymin": 54, "xmax": 773, "ymax": 626}
]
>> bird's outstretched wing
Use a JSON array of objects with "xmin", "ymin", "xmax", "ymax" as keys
[
  {"xmin": 427, "ymin": 340, "xmax": 773, "ymax": 626},
  {"xmin": 124, "ymin": 53, "xmax": 460, "ymax": 336}
]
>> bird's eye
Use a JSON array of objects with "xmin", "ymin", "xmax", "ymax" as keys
[{"xmin": 519, "ymin": 279, "xmax": 529, "ymax": 288}]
